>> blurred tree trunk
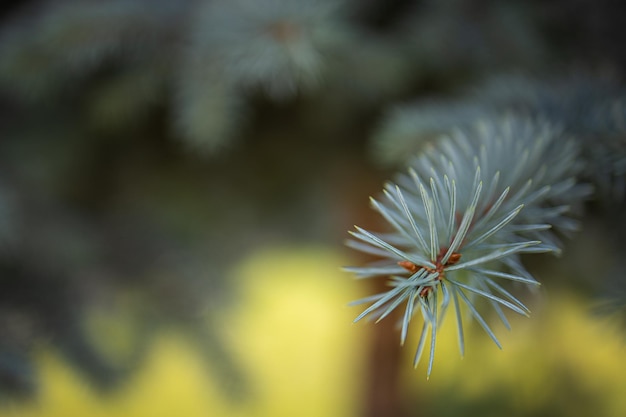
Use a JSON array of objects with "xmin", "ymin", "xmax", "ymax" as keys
[{"xmin": 361, "ymin": 279, "xmax": 410, "ymax": 417}]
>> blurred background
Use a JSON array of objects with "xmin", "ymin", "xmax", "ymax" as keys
[{"xmin": 0, "ymin": 0, "xmax": 625, "ymax": 416}]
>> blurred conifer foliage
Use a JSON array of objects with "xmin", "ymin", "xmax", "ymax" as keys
[{"xmin": 0, "ymin": 0, "xmax": 625, "ymax": 407}]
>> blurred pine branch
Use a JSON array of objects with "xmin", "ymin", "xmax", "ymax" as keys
[{"xmin": 0, "ymin": 0, "xmax": 625, "ymax": 411}]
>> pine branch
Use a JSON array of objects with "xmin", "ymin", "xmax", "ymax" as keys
[
  {"xmin": 346, "ymin": 115, "xmax": 592, "ymax": 377},
  {"xmin": 372, "ymin": 73, "xmax": 626, "ymax": 199}
]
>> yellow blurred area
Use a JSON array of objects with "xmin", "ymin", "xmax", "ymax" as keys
[
  {"xmin": 2, "ymin": 247, "xmax": 369, "ymax": 417},
  {"xmin": 404, "ymin": 289, "xmax": 626, "ymax": 417},
  {"xmin": 2, "ymin": 246, "xmax": 626, "ymax": 417}
]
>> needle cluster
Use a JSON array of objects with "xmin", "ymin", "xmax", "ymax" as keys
[{"xmin": 346, "ymin": 115, "xmax": 590, "ymax": 376}]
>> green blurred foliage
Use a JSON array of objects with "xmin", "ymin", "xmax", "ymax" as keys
[{"xmin": 0, "ymin": 0, "xmax": 625, "ymax": 416}]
